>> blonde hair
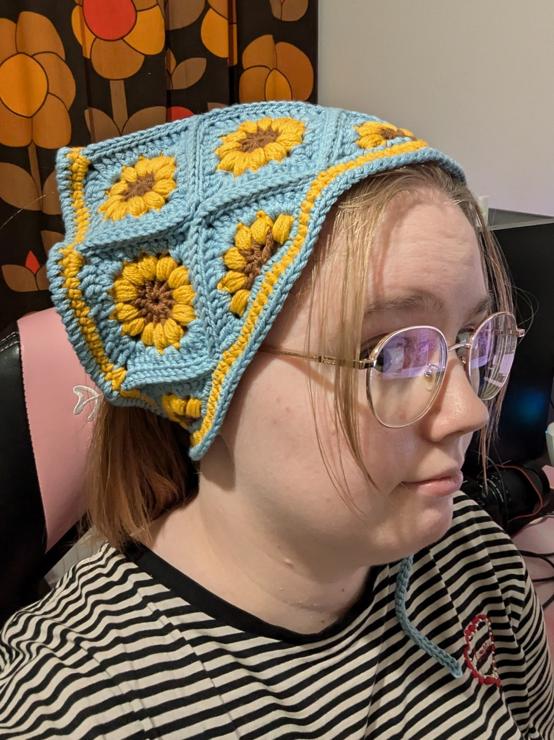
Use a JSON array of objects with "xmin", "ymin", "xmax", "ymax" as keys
[
  {"xmin": 85, "ymin": 163, "xmax": 513, "ymax": 549},
  {"xmin": 303, "ymin": 163, "xmax": 513, "ymax": 512}
]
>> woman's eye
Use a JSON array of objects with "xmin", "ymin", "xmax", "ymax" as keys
[
  {"xmin": 359, "ymin": 337, "xmax": 383, "ymax": 359},
  {"xmin": 458, "ymin": 326, "xmax": 476, "ymax": 341}
]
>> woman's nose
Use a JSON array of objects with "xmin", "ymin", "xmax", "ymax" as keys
[{"xmin": 420, "ymin": 356, "xmax": 490, "ymax": 442}]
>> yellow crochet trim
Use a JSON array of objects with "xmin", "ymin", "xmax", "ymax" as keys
[
  {"xmin": 162, "ymin": 393, "xmax": 202, "ymax": 429},
  {"xmin": 60, "ymin": 149, "xmax": 126, "ymax": 391},
  {"xmin": 218, "ymin": 210, "xmax": 294, "ymax": 316},
  {"xmin": 99, "ymin": 154, "xmax": 176, "ymax": 221},
  {"xmin": 356, "ymin": 121, "xmax": 417, "ymax": 150},
  {"xmin": 215, "ymin": 117, "xmax": 305, "ymax": 176},
  {"xmin": 111, "ymin": 253, "xmax": 196, "ymax": 352},
  {"xmin": 191, "ymin": 138, "xmax": 427, "ymax": 448},
  {"xmin": 61, "ymin": 149, "xmax": 157, "ymax": 410}
]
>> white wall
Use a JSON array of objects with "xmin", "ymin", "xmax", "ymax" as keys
[{"xmin": 318, "ymin": 0, "xmax": 554, "ymax": 215}]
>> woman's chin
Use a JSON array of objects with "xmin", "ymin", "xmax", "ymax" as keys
[{"xmin": 378, "ymin": 494, "xmax": 456, "ymax": 563}]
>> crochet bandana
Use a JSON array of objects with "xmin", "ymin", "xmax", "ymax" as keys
[{"xmin": 47, "ymin": 101, "xmax": 465, "ymax": 461}]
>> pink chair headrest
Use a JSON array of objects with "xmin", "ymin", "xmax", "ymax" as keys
[{"xmin": 17, "ymin": 308, "xmax": 99, "ymax": 551}]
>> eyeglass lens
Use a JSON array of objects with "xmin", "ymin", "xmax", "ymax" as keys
[{"xmin": 367, "ymin": 313, "xmax": 518, "ymax": 427}]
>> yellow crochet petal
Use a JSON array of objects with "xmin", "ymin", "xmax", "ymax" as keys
[
  {"xmin": 112, "ymin": 279, "xmax": 138, "ymax": 302},
  {"xmin": 229, "ymin": 289, "xmax": 250, "ymax": 316},
  {"xmin": 143, "ymin": 191, "xmax": 165, "ymax": 209},
  {"xmin": 126, "ymin": 196, "xmax": 148, "ymax": 217},
  {"xmin": 138, "ymin": 254, "xmax": 157, "ymax": 281},
  {"xmin": 156, "ymin": 255, "xmax": 178, "ymax": 281},
  {"xmin": 223, "ymin": 130, "xmax": 248, "ymax": 144},
  {"xmin": 241, "ymin": 120, "xmax": 258, "ymax": 134},
  {"xmin": 218, "ymin": 271, "xmax": 248, "ymax": 293},
  {"xmin": 110, "ymin": 181, "xmax": 129, "ymax": 196},
  {"xmin": 272, "ymin": 214, "xmax": 294, "ymax": 244},
  {"xmin": 171, "ymin": 303, "xmax": 195, "ymax": 325},
  {"xmin": 276, "ymin": 120, "xmax": 304, "ymax": 140},
  {"xmin": 114, "ymin": 303, "xmax": 139, "ymax": 321},
  {"xmin": 167, "ymin": 265, "xmax": 189, "ymax": 289},
  {"xmin": 235, "ymin": 224, "xmax": 253, "ymax": 251},
  {"xmin": 102, "ymin": 200, "xmax": 128, "ymax": 220},
  {"xmin": 153, "ymin": 322, "xmax": 168, "ymax": 350},
  {"xmin": 257, "ymin": 117, "xmax": 273, "ymax": 131},
  {"xmin": 122, "ymin": 166, "xmax": 138, "ymax": 183},
  {"xmin": 185, "ymin": 398, "xmax": 202, "ymax": 418},
  {"xmin": 361, "ymin": 133, "xmax": 385, "ymax": 148},
  {"xmin": 121, "ymin": 263, "xmax": 144, "ymax": 286},
  {"xmin": 170, "ymin": 397, "xmax": 187, "ymax": 416},
  {"xmin": 216, "ymin": 139, "xmax": 242, "ymax": 156},
  {"xmin": 141, "ymin": 322, "xmax": 155, "ymax": 345},
  {"xmin": 154, "ymin": 161, "xmax": 175, "ymax": 180},
  {"xmin": 251, "ymin": 212, "xmax": 272, "ymax": 244},
  {"xmin": 247, "ymin": 147, "xmax": 267, "ymax": 170},
  {"xmin": 121, "ymin": 317, "xmax": 146, "ymax": 336},
  {"xmin": 134, "ymin": 158, "xmax": 150, "ymax": 178},
  {"xmin": 223, "ymin": 247, "xmax": 247, "ymax": 271},
  {"xmin": 163, "ymin": 317, "xmax": 184, "ymax": 345},
  {"xmin": 263, "ymin": 142, "xmax": 287, "ymax": 161},
  {"xmin": 172, "ymin": 284, "xmax": 195, "ymax": 304},
  {"xmin": 152, "ymin": 178, "xmax": 175, "ymax": 197},
  {"xmin": 218, "ymin": 150, "xmax": 243, "ymax": 173}
]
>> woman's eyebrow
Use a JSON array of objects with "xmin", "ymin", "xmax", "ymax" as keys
[{"xmin": 363, "ymin": 292, "xmax": 492, "ymax": 319}]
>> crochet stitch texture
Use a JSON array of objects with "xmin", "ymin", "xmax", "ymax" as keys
[{"xmin": 47, "ymin": 101, "xmax": 465, "ymax": 461}]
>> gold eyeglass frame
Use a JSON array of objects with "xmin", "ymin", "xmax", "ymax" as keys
[{"xmin": 259, "ymin": 311, "xmax": 526, "ymax": 428}]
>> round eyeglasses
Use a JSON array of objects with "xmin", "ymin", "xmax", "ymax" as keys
[{"xmin": 260, "ymin": 311, "xmax": 525, "ymax": 428}]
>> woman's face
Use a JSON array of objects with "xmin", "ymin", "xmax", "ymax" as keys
[{"xmin": 216, "ymin": 189, "xmax": 490, "ymax": 572}]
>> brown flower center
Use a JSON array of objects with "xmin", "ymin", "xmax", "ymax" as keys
[
  {"xmin": 133, "ymin": 280, "xmax": 174, "ymax": 323},
  {"xmin": 239, "ymin": 127, "xmax": 279, "ymax": 152},
  {"xmin": 239, "ymin": 233, "xmax": 277, "ymax": 289},
  {"xmin": 124, "ymin": 172, "xmax": 155, "ymax": 200},
  {"xmin": 380, "ymin": 127, "xmax": 403, "ymax": 140}
]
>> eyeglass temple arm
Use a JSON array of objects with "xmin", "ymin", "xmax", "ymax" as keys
[{"xmin": 259, "ymin": 345, "xmax": 369, "ymax": 369}]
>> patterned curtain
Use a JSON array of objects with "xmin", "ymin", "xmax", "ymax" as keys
[{"xmin": 0, "ymin": 0, "xmax": 317, "ymax": 329}]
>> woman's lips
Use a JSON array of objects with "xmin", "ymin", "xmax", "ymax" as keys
[{"xmin": 403, "ymin": 470, "xmax": 464, "ymax": 497}]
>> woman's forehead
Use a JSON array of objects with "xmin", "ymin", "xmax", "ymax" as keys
[
  {"xmin": 368, "ymin": 196, "xmax": 484, "ymax": 300},
  {"xmin": 280, "ymin": 191, "xmax": 486, "ymax": 342}
]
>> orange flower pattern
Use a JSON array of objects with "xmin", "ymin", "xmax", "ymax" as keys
[
  {"xmin": 0, "ymin": 1, "xmax": 316, "ymax": 323},
  {"xmin": 71, "ymin": 0, "xmax": 165, "ymax": 79},
  {"xmin": 239, "ymin": 34, "xmax": 314, "ymax": 103},
  {"xmin": 201, "ymin": 0, "xmax": 238, "ymax": 65},
  {"xmin": 0, "ymin": 12, "xmax": 76, "ymax": 148}
]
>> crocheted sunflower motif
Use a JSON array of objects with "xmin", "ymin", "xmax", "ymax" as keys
[
  {"xmin": 111, "ymin": 254, "xmax": 195, "ymax": 351},
  {"xmin": 99, "ymin": 155, "xmax": 176, "ymax": 220},
  {"xmin": 215, "ymin": 117, "xmax": 305, "ymax": 176},
  {"xmin": 162, "ymin": 393, "xmax": 202, "ymax": 429},
  {"xmin": 218, "ymin": 210, "xmax": 294, "ymax": 317},
  {"xmin": 356, "ymin": 121, "xmax": 416, "ymax": 149}
]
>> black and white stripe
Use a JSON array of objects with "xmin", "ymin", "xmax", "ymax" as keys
[{"xmin": 1, "ymin": 493, "xmax": 553, "ymax": 739}]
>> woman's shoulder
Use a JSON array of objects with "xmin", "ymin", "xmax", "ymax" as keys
[
  {"xmin": 0, "ymin": 541, "xmax": 164, "ymax": 676},
  {"xmin": 0, "ymin": 542, "xmax": 161, "ymax": 736}
]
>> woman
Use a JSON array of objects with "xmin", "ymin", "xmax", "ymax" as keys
[{"xmin": 1, "ymin": 102, "xmax": 552, "ymax": 738}]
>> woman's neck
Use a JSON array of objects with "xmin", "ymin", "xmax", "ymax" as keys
[{"xmin": 144, "ymin": 491, "xmax": 370, "ymax": 635}]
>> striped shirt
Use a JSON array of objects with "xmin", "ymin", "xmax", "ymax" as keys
[{"xmin": 1, "ymin": 493, "xmax": 553, "ymax": 739}]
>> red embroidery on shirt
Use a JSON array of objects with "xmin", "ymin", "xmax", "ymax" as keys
[{"xmin": 463, "ymin": 613, "xmax": 502, "ymax": 687}]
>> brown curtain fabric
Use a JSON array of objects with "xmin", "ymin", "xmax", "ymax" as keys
[{"xmin": 0, "ymin": 0, "xmax": 317, "ymax": 329}]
